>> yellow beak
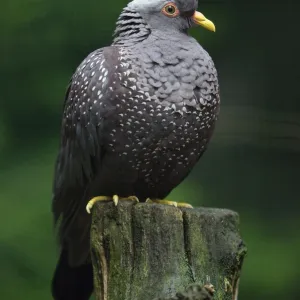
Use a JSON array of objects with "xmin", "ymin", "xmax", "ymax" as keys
[{"xmin": 192, "ymin": 11, "xmax": 216, "ymax": 32}]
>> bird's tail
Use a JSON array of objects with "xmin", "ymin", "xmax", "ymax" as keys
[{"xmin": 51, "ymin": 249, "xmax": 93, "ymax": 300}]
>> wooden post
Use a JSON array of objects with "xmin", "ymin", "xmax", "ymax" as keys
[{"xmin": 90, "ymin": 202, "xmax": 247, "ymax": 300}]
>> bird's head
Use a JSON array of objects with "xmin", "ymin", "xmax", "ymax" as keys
[{"xmin": 127, "ymin": 0, "xmax": 215, "ymax": 33}]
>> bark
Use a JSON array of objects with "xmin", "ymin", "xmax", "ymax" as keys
[{"xmin": 90, "ymin": 202, "xmax": 247, "ymax": 300}]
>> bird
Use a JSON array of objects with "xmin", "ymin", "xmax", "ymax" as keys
[{"xmin": 51, "ymin": 0, "xmax": 219, "ymax": 299}]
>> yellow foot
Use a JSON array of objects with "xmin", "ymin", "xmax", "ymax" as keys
[
  {"xmin": 177, "ymin": 202, "xmax": 193, "ymax": 208},
  {"xmin": 86, "ymin": 195, "xmax": 139, "ymax": 214},
  {"xmin": 146, "ymin": 198, "xmax": 178, "ymax": 207},
  {"xmin": 117, "ymin": 195, "xmax": 139, "ymax": 206},
  {"xmin": 146, "ymin": 198, "xmax": 193, "ymax": 208}
]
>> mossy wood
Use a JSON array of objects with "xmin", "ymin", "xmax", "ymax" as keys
[{"xmin": 90, "ymin": 202, "xmax": 246, "ymax": 300}]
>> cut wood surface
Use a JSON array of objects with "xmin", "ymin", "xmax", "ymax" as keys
[{"xmin": 90, "ymin": 202, "xmax": 247, "ymax": 300}]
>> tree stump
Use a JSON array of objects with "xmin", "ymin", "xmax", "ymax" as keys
[{"xmin": 90, "ymin": 202, "xmax": 247, "ymax": 300}]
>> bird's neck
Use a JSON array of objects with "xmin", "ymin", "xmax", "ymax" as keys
[{"xmin": 113, "ymin": 8, "xmax": 151, "ymax": 46}]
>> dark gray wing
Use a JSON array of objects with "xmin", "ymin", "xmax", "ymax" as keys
[{"xmin": 52, "ymin": 47, "xmax": 119, "ymax": 266}]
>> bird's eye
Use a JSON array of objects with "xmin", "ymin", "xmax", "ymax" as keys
[
  {"xmin": 162, "ymin": 3, "xmax": 179, "ymax": 17},
  {"xmin": 165, "ymin": 5, "xmax": 176, "ymax": 14}
]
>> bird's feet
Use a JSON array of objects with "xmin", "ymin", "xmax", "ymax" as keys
[
  {"xmin": 146, "ymin": 198, "xmax": 193, "ymax": 208},
  {"xmin": 86, "ymin": 195, "xmax": 139, "ymax": 214}
]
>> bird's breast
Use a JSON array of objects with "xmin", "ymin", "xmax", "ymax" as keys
[
  {"xmin": 100, "ymin": 45, "xmax": 219, "ymax": 187},
  {"xmin": 105, "ymin": 97, "xmax": 215, "ymax": 178},
  {"xmin": 126, "ymin": 41, "xmax": 220, "ymax": 113}
]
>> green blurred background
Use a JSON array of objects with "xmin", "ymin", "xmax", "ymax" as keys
[{"xmin": 0, "ymin": 0, "xmax": 299, "ymax": 299}]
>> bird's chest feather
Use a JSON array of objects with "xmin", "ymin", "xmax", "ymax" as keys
[
  {"xmin": 131, "ymin": 40, "xmax": 220, "ymax": 112},
  {"xmin": 105, "ymin": 45, "xmax": 219, "ymax": 152},
  {"xmin": 101, "ymin": 44, "xmax": 219, "ymax": 181},
  {"xmin": 106, "ymin": 97, "xmax": 213, "ymax": 172}
]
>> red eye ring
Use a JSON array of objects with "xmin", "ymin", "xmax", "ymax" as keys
[{"xmin": 162, "ymin": 3, "xmax": 179, "ymax": 17}]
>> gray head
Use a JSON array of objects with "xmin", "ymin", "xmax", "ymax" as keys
[{"xmin": 127, "ymin": 0, "xmax": 215, "ymax": 33}]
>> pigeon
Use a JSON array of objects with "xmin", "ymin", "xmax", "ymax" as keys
[{"xmin": 51, "ymin": 0, "xmax": 219, "ymax": 299}]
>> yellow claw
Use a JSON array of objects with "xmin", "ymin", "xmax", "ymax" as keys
[
  {"xmin": 86, "ymin": 196, "xmax": 112, "ymax": 214},
  {"xmin": 86, "ymin": 195, "xmax": 139, "ymax": 214},
  {"xmin": 121, "ymin": 195, "xmax": 139, "ymax": 202},
  {"xmin": 177, "ymin": 202, "xmax": 193, "ymax": 208},
  {"xmin": 113, "ymin": 195, "xmax": 119, "ymax": 206},
  {"xmin": 146, "ymin": 199, "xmax": 193, "ymax": 208},
  {"xmin": 146, "ymin": 198, "xmax": 178, "ymax": 207}
]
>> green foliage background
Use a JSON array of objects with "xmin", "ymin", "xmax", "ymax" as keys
[{"xmin": 0, "ymin": 0, "xmax": 299, "ymax": 299}]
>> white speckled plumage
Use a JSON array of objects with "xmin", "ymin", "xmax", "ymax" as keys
[{"xmin": 52, "ymin": 0, "xmax": 220, "ymax": 288}]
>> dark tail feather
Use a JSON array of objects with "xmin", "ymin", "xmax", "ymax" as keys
[{"xmin": 51, "ymin": 249, "xmax": 93, "ymax": 300}]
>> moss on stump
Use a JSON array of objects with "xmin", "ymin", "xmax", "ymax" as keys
[{"xmin": 90, "ymin": 202, "xmax": 246, "ymax": 300}]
